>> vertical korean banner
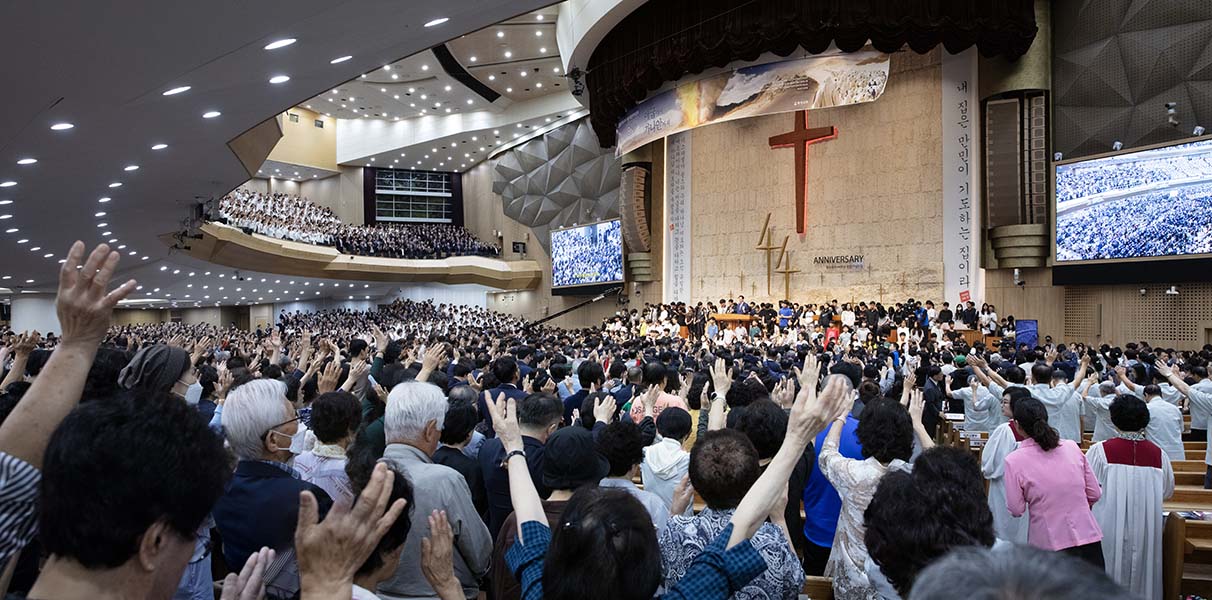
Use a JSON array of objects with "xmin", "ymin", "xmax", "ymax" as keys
[
  {"xmin": 942, "ymin": 48, "xmax": 981, "ymax": 307},
  {"xmin": 664, "ymin": 132, "xmax": 692, "ymax": 303}
]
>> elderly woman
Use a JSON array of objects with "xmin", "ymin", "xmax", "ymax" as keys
[
  {"xmin": 293, "ymin": 391, "xmax": 361, "ymax": 510},
  {"xmin": 212, "ymin": 379, "xmax": 333, "ymax": 597},
  {"xmin": 117, "ymin": 343, "xmax": 194, "ymax": 399}
]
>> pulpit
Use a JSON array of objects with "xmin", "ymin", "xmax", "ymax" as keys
[{"xmin": 712, "ymin": 313, "xmax": 754, "ymax": 325}]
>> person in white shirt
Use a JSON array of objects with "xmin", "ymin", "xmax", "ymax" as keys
[
  {"xmin": 1137, "ymin": 384, "xmax": 1185, "ymax": 465},
  {"xmin": 641, "ymin": 408, "xmax": 693, "ymax": 514},
  {"xmin": 1085, "ymin": 394, "xmax": 1174, "ymax": 599},
  {"xmin": 1082, "ymin": 380, "xmax": 1119, "ymax": 443},
  {"xmin": 980, "ymin": 387, "xmax": 1032, "ymax": 544},
  {"xmin": 1190, "ymin": 365, "xmax": 1212, "ymax": 442},
  {"xmin": 1157, "ymin": 362, "xmax": 1212, "ymax": 488},
  {"xmin": 1014, "ymin": 352, "xmax": 1091, "ymax": 442},
  {"xmin": 946, "ymin": 373, "xmax": 1001, "ymax": 432}
]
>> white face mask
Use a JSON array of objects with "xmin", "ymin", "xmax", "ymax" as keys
[
  {"xmin": 184, "ymin": 382, "xmax": 203, "ymax": 406},
  {"xmin": 271, "ymin": 423, "xmax": 308, "ymax": 455}
]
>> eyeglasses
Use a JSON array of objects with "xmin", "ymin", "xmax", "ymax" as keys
[{"xmin": 262, "ymin": 411, "xmax": 302, "ymax": 439}]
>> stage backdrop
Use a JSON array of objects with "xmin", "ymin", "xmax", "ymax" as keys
[
  {"xmin": 682, "ymin": 50, "xmax": 945, "ymax": 304},
  {"xmin": 616, "ymin": 50, "xmax": 890, "ymax": 157}
]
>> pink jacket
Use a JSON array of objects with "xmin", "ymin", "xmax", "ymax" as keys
[
  {"xmin": 1003, "ymin": 438, "xmax": 1103, "ymax": 551},
  {"xmin": 629, "ymin": 391, "xmax": 689, "ymax": 423}
]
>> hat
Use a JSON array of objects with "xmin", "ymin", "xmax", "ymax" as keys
[{"xmin": 541, "ymin": 426, "xmax": 609, "ymax": 490}]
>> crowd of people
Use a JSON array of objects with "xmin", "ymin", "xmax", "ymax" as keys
[
  {"xmin": 2, "ymin": 240, "xmax": 1198, "ymax": 599},
  {"xmin": 217, "ymin": 189, "xmax": 499, "ymax": 260},
  {"xmin": 606, "ymin": 298, "xmax": 1015, "ymax": 346},
  {"xmin": 1056, "ymin": 186, "xmax": 1212, "ymax": 261},
  {"xmin": 550, "ymin": 220, "xmax": 624, "ymax": 288}
]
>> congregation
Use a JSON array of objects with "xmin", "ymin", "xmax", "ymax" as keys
[
  {"xmin": 0, "ymin": 240, "xmax": 1186, "ymax": 600},
  {"xmin": 217, "ymin": 190, "xmax": 499, "ymax": 260}
]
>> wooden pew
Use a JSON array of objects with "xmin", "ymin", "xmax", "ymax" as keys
[
  {"xmin": 802, "ymin": 576, "xmax": 834, "ymax": 600},
  {"xmin": 1163, "ymin": 513, "xmax": 1212, "ymax": 599}
]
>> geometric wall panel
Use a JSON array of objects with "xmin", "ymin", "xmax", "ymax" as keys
[
  {"xmin": 1053, "ymin": 1, "xmax": 1212, "ymax": 157},
  {"xmin": 491, "ymin": 117, "xmax": 621, "ymax": 251}
]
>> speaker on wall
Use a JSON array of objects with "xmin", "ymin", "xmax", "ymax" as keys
[{"xmin": 620, "ymin": 163, "xmax": 651, "ymax": 253}]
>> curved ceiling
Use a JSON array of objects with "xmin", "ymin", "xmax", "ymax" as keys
[{"xmin": 0, "ymin": 0, "xmax": 554, "ymax": 306}]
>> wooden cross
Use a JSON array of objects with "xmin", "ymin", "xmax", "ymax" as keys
[
  {"xmin": 768, "ymin": 110, "xmax": 838, "ymax": 235},
  {"xmin": 773, "ymin": 236, "xmax": 799, "ymax": 301},
  {"xmin": 754, "ymin": 212, "xmax": 778, "ymax": 295}
]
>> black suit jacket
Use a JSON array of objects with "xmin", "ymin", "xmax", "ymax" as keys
[
  {"xmin": 213, "ymin": 461, "xmax": 333, "ymax": 572},
  {"xmin": 922, "ymin": 379, "xmax": 945, "ymax": 439}
]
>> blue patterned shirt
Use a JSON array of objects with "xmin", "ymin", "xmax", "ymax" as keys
[
  {"xmin": 660, "ymin": 507, "xmax": 804, "ymax": 600},
  {"xmin": 506, "ymin": 520, "xmax": 767, "ymax": 600}
]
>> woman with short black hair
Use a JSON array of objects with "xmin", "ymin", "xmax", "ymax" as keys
[
  {"xmin": 1085, "ymin": 394, "xmax": 1174, "ymax": 598},
  {"xmin": 1003, "ymin": 397, "xmax": 1104, "ymax": 567}
]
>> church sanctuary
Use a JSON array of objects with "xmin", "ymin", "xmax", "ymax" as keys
[{"xmin": 7, "ymin": 1, "xmax": 1212, "ymax": 599}]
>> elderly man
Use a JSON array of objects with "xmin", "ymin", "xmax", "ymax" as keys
[
  {"xmin": 213, "ymin": 378, "xmax": 332, "ymax": 596},
  {"xmin": 378, "ymin": 381, "xmax": 492, "ymax": 599}
]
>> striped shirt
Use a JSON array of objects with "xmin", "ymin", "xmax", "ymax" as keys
[{"xmin": 0, "ymin": 452, "xmax": 41, "ymax": 563}]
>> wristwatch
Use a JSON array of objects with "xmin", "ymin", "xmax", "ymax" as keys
[{"xmin": 501, "ymin": 449, "xmax": 526, "ymax": 468}]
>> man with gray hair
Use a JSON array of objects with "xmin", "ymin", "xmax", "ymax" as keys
[
  {"xmin": 378, "ymin": 381, "xmax": 492, "ymax": 599},
  {"xmin": 213, "ymin": 378, "xmax": 332, "ymax": 597}
]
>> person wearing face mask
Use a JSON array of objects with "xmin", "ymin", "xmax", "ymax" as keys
[{"xmin": 213, "ymin": 378, "xmax": 333, "ymax": 599}]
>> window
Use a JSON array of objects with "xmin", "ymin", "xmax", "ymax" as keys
[
  {"xmin": 287, "ymin": 112, "xmax": 299, "ymax": 123},
  {"xmin": 314, "ymin": 119, "xmax": 324, "ymax": 128},
  {"xmin": 373, "ymin": 169, "xmax": 453, "ymax": 223}
]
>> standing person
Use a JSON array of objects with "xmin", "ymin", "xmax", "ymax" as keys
[
  {"xmin": 818, "ymin": 393, "xmax": 917, "ymax": 599},
  {"xmin": 980, "ymin": 387, "xmax": 1032, "ymax": 544},
  {"xmin": 1003, "ymin": 397, "xmax": 1104, "ymax": 567},
  {"xmin": 1139, "ymin": 383, "xmax": 1185, "ymax": 465},
  {"xmin": 293, "ymin": 391, "xmax": 361, "ymax": 510},
  {"xmin": 1085, "ymin": 395, "xmax": 1174, "ymax": 598}
]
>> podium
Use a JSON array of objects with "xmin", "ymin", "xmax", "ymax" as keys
[{"xmin": 712, "ymin": 313, "xmax": 754, "ymax": 325}]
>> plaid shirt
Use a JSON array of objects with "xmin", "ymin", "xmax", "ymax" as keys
[
  {"xmin": 506, "ymin": 520, "xmax": 767, "ymax": 600},
  {"xmin": 253, "ymin": 459, "xmax": 301, "ymax": 479},
  {"xmin": 0, "ymin": 452, "xmax": 41, "ymax": 564}
]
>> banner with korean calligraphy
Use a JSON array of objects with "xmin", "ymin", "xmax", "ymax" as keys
[
  {"xmin": 616, "ymin": 50, "xmax": 890, "ymax": 157},
  {"xmin": 664, "ymin": 131, "xmax": 692, "ymax": 304},
  {"xmin": 942, "ymin": 48, "xmax": 982, "ymax": 307}
]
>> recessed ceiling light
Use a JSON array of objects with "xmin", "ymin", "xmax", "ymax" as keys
[
  {"xmin": 16, "ymin": 158, "xmax": 36, "ymax": 165},
  {"xmin": 420, "ymin": 94, "xmax": 427, "ymax": 100},
  {"xmin": 409, "ymin": 103, "xmax": 416, "ymax": 107},
  {"xmin": 445, "ymin": 108, "xmax": 451, "ymax": 113},
  {"xmin": 123, "ymin": 165, "xmax": 139, "ymax": 171},
  {"xmin": 434, "ymin": 102, "xmax": 441, "ymax": 107},
  {"xmin": 108, "ymin": 182, "xmax": 122, "ymax": 188},
  {"xmin": 3, "ymin": 228, "xmax": 16, "ymax": 233},
  {"xmin": 391, "ymin": 73, "xmax": 399, "ymax": 80},
  {"xmin": 504, "ymin": 51, "xmax": 512, "ymax": 58},
  {"xmin": 497, "ymin": 30, "xmax": 504, "ymax": 38},
  {"xmin": 421, "ymin": 65, "xmax": 429, "ymax": 71},
  {"xmin": 50, "ymin": 123, "xmax": 74, "ymax": 131},
  {"xmin": 444, "ymin": 85, "xmax": 452, "ymax": 92},
  {"xmin": 545, "ymin": 117, "xmax": 551, "ymax": 122},
  {"xmin": 107, "ymin": 238, "xmax": 117, "ymax": 243},
  {"xmin": 539, "ymin": 47, "xmax": 546, "ymax": 53},
  {"xmin": 151, "ymin": 143, "xmax": 168, "ymax": 150},
  {"xmin": 488, "ymin": 75, "xmax": 495, "ymax": 81},
  {"xmin": 0, "ymin": 200, "xmax": 11, "ymax": 205},
  {"xmin": 520, "ymin": 71, "xmax": 527, "ymax": 77},
  {"xmin": 269, "ymin": 75, "xmax": 291, "ymax": 84},
  {"xmin": 0, "ymin": 181, "xmax": 16, "ymax": 188},
  {"xmin": 506, "ymin": 87, "xmax": 513, "ymax": 92},
  {"xmin": 330, "ymin": 55, "xmax": 353, "ymax": 64},
  {"xmin": 43, "ymin": 253, "xmax": 53, "ymax": 258},
  {"xmin": 95, "ymin": 211, "xmax": 106, "ymax": 217},
  {"xmin": 553, "ymin": 67, "xmax": 561, "ymax": 73},
  {"xmin": 536, "ymin": 82, "xmax": 543, "ymax": 88},
  {"xmin": 0, "ymin": 215, "xmax": 10, "ymax": 220},
  {"xmin": 24, "ymin": 279, "xmax": 33, "ymax": 283},
  {"xmin": 536, "ymin": 30, "xmax": 543, "ymax": 37},
  {"xmin": 466, "ymin": 99, "xmax": 473, "ymax": 105},
  {"xmin": 17, "ymin": 239, "xmax": 27, "ymax": 244},
  {"xmin": 424, "ymin": 17, "xmax": 449, "ymax": 27},
  {"xmin": 264, "ymin": 38, "xmax": 296, "ymax": 50},
  {"xmin": 469, "ymin": 56, "xmax": 477, "ymax": 62},
  {"xmin": 202, "ymin": 111, "xmax": 221, "ymax": 119},
  {"xmin": 493, "ymin": 130, "xmax": 499, "ymax": 135},
  {"xmin": 163, "ymin": 86, "xmax": 191, "ymax": 96}
]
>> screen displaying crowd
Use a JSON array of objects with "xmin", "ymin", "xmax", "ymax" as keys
[
  {"xmin": 1055, "ymin": 138, "xmax": 1212, "ymax": 262},
  {"xmin": 0, "ymin": 240, "xmax": 1184, "ymax": 600},
  {"xmin": 550, "ymin": 219, "xmax": 624, "ymax": 288},
  {"xmin": 217, "ymin": 189, "xmax": 499, "ymax": 260}
]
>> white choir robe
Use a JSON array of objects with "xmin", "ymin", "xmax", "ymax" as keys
[
  {"xmin": 980, "ymin": 422, "xmax": 1028, "ymax": 544},
  {"xmin": 1086, "ymin": 438, "xmax": 1174, "ymax": 600}
]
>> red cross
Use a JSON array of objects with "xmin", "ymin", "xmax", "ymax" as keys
[{"xmin": 768, "ymin": 110, "xmax": 838, "ymax": 234}]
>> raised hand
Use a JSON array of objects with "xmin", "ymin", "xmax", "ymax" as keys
[
  {"xmin": 486, "ymin": 392, "xmax": 524, "ymax": 453},
  {"xmin": 220, "ymin": 546, "xmax": 274, "ymax": 600},
  {"xmin": 296, "ymin": 462, "xmax": 407, "ymax": 599},
  {"xmin": 788, "ymin": 375, "xmax": 850, "ymax": 442},
  {"xmin": 420, "ymin": 510, "xmax": 462, "ymax": 600},
  {"xmin": 709, "ymin": 356, "xmax": 733, "ymax": 398},
  {"xmin": 908, "ymin": 388, "xmax": 926, "ymax": 423},
  {"xmin": 593, "ymin": 393, "xmax": 616, "ymax": 424},
  {"xmin": 56, "ymin": 242, "xmax": 137, "ymax": 347},
  {"xmin": 794, "ymin": 352, "xmax": 821, "ymax": 392},
  {"xmin": 318, "ymin": 360, "xmax": 342, "ymax": 394},
  {"xmin": 671, "ymin": 474, "xmax": 696, "ymax": 516}
]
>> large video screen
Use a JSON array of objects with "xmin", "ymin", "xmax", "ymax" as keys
[
  {"xmin": 1055, "ymin": 137, "xmax": 1212, "ymax": 263},
  {"xmin": 550, "ymin": 219, "xmax": 624, "ymax": 288}
]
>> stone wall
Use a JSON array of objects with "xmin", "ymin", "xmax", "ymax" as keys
[{"xmin": 687, "ymin": 49, "xmax": 945, "ymax": 305}]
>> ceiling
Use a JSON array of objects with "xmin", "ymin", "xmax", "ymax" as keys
[
  {"xmin": 299, "ymin": 6, "xmax": 567, "ymax": 122},
  {"xmin": 254, "ymin": 159, "xmax": 338, "ymax": 181},
  {"xmin": 0, "ymin": 0, "xmax": 554, "ymax": 306}
]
